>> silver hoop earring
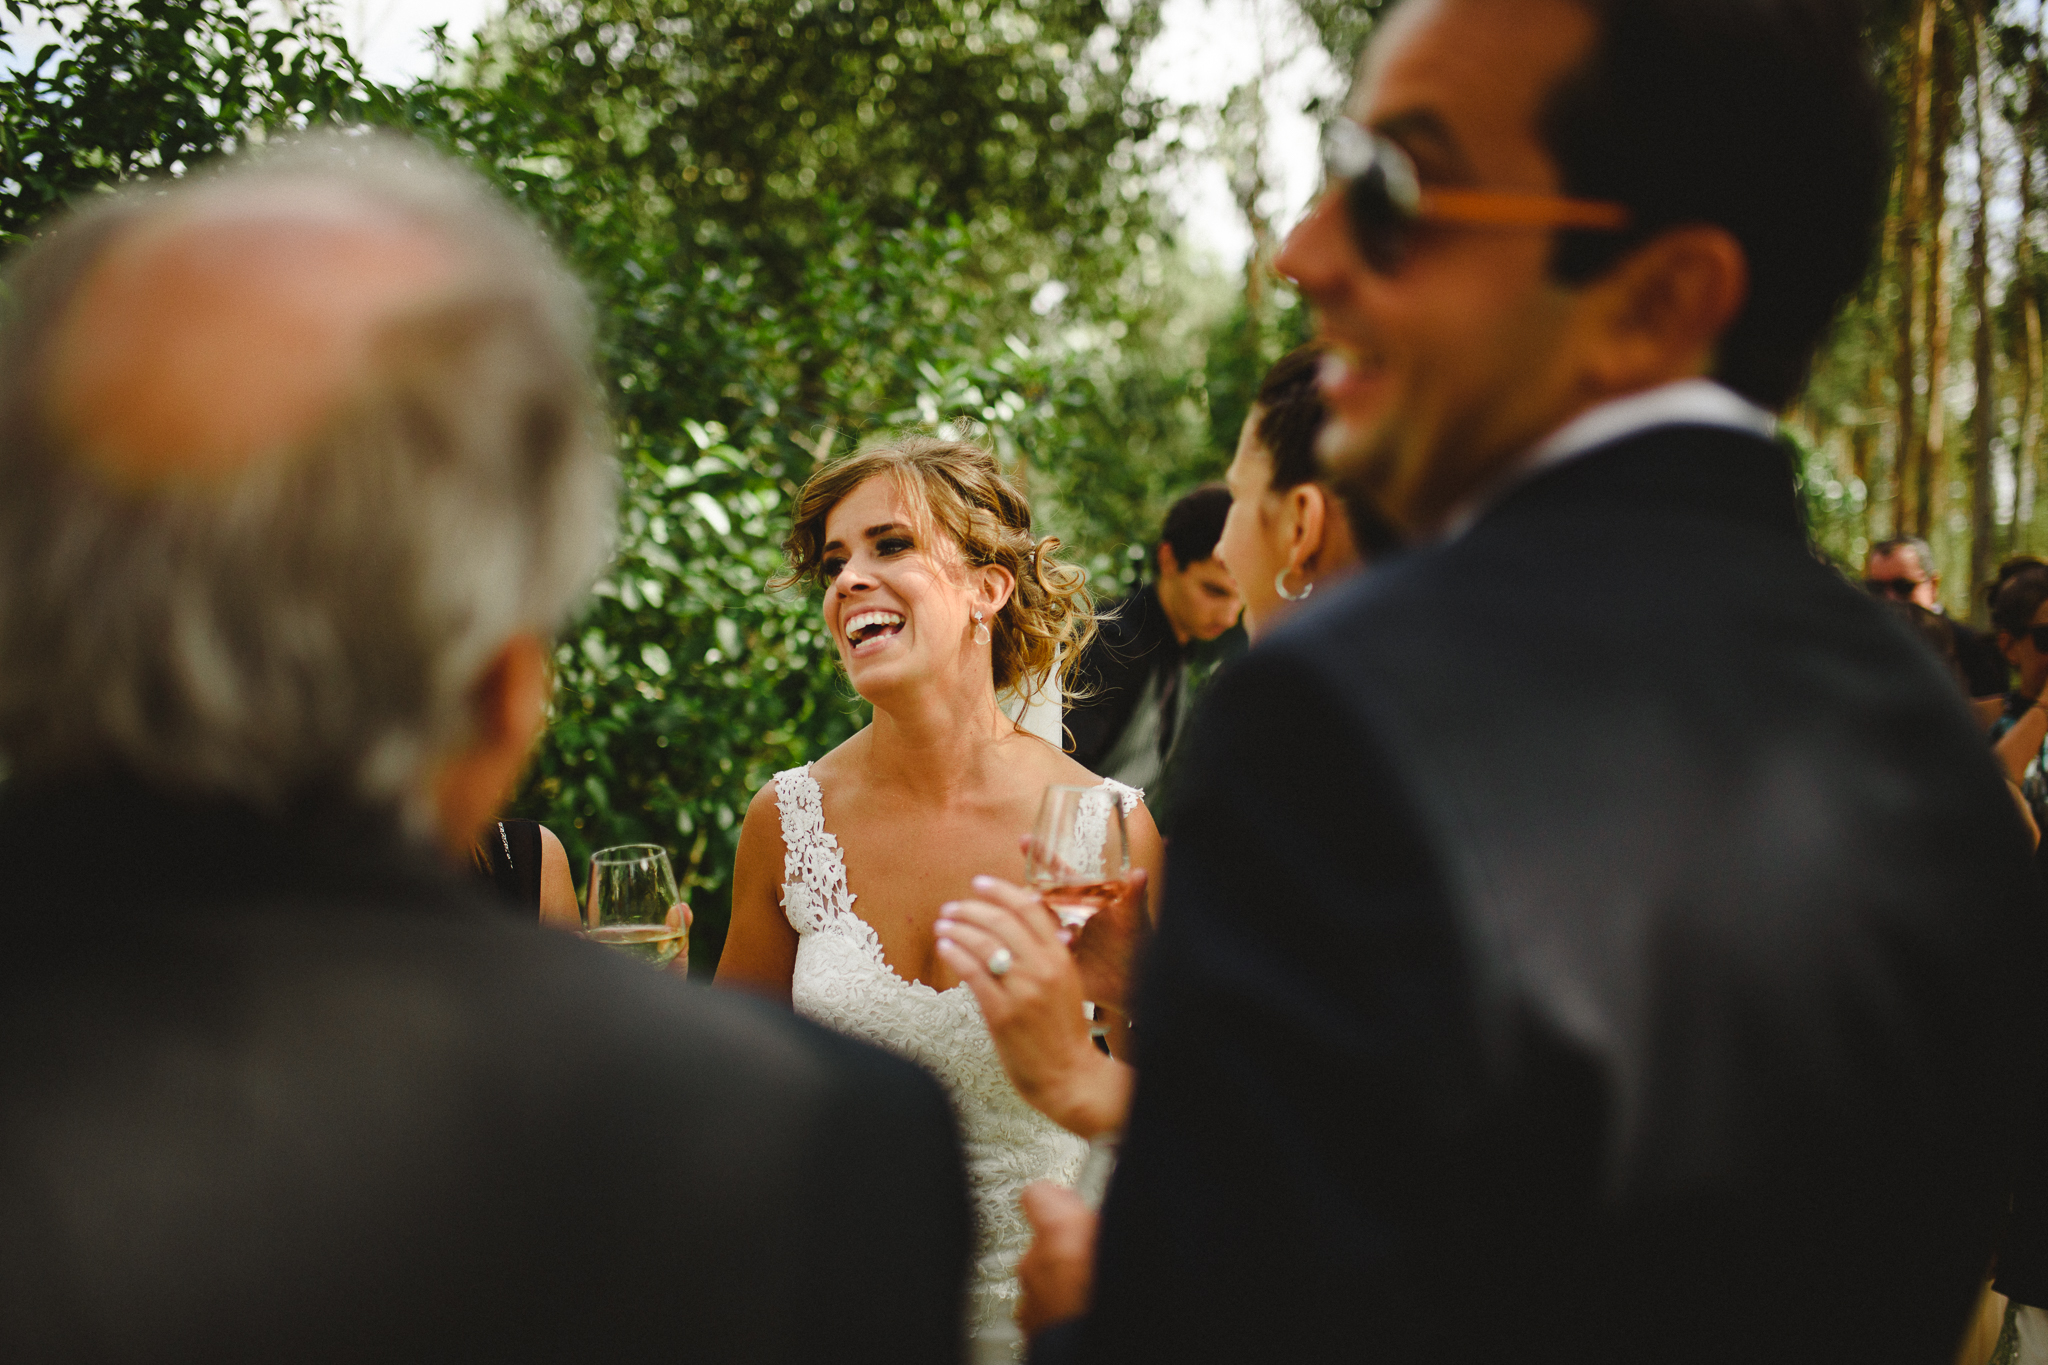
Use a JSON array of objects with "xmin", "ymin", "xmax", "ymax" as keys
[
  {"xmin": 973, "ymin": 610, "xmax": 991, "ymax": 645},
  {"xmin": 1275, "ymin": 568, "xmax": 1314, "ymax": 603}
]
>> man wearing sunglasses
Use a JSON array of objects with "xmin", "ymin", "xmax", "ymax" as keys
[
  {"xmin": 1865, "ymin": 536, "xmax": 2009, "ymax": 698},
  {"xmin": 1018, "ymin": 0, "xmax": 2047, "ymax": 1362}
]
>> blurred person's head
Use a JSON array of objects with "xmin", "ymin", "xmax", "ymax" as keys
[
  {"xmin": 0, "ymin": 132, "xmax": 616, "ymax": 852},
  {"xmin": 1988, "ymin": 555, "xmax": 2048, "ymax": 610},
  {"xmin": 1154, "ymin": 483, "xmax": 1242, "ymax": 644},
  {"xmin": 1277, "ymin": 0, "xmax": 1882, "ymax": 539},
  {"xmin": 1865, "ymin": 537, "xmax": 1940, "ymax": 612},
  {"xmin": 1219, "ymin": 346, "xmax": 1369, "ymax": 641},
  {"xmin": 778, "ymin": 435, "xmax": 1092, "ymax": 715},
  {"xmin": 1991, "ymin": 566, "xmax": 2048, "ymax": 698}
]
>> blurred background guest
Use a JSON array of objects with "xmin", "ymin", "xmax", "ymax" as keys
[
  {"xmin": 1878, "ymin": 599, "xmax": 2035, "ymax": 854},
  {"xmin": 472, "ymin": 816, "xmax": 581, "ymax": 927},
  {"xmin": 1985, "ymin": 563, "xmax": 2048, "ymax": 860},
  {"xmin": 1216, "ymin": 344, "xmax": 1394, "ymax": 642},
  {"xmin": 0, "ymin": 131, "xmax": 968, "ymax": 1363},
  {"xmin": 1064, "ymin": 484, "xmax": 1241, "ymax": 795},
  {"xmin": 1877, "ymin": 599, "xmax": 2002, "ymax": 727},
  {"xmin": 1866, "ymin": 536, "xmax": 2007, "ymax": 698}
]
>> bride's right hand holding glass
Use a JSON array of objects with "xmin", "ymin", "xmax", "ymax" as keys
[
  {"xmin": 936, "ymin": 876, "xmax": 1133, "ymax": 1140},
  {"xmin": 1062, "ymin": 863, "xmax": 1149, "ymax": 1016}
]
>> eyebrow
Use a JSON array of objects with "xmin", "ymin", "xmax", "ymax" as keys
[
  {"xmin": 1371, "ymin": 108, "xmax": 1474, "ymax": 183},
  {"xmin": 820, "ymin": 522, "xmax": 908, "ymax": 556}
]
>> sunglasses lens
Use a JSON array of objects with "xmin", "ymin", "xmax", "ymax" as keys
[
  {"xmin": 1345, "ymin": 170, "xmax": 1409, "ymax": 274},
  {"xmin": 1324, "ymin": 121, "xmax": 1420, "ymax": 276}
]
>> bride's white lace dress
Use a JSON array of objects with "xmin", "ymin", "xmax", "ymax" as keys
[{"xmin": 772, "ymin": 763, "xmax": 1139, "ymax": 1356}]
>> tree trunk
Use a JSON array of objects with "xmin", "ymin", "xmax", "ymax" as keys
[
  {"xmin": 1921, "ymin": 7, "xmax": 1958, "ymax": 543},
  {"xmin": 1896, "ymin": 0, "xmax": 1936, "ymax": 536},
  {"xmin": 1968, "ymin": 0, "xmax": 1996, "ymax": 611},
  {"xmin": 1926, "ymin": 211, "xmax": 1954, "ymax": 539},
  {"xmin": 2025, "ymin": 296, "xmax": 2044, "ymax": 549},
  {"xmin": 2018, "ymin": 45, "xmax": 2047, "ymax": 554}
]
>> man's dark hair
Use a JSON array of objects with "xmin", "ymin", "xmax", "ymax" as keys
[
  {"xmin": 1990, "ymin": 565, "xmax": 2048, "ymax": 641},
  {"xmin": 1158, "ymin": 483, "xmax": 1233, "ymax": 571},
  {"xmin": 1540, "ymin": 0, "xmax": 1885, "ymax": 409},
  {"xmin": 1988, "ymin": 554, "xmax": 2048, "ymax": 611}
]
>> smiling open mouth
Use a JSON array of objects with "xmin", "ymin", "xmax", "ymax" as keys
[{"xmin": 844, "ymin": 610, "xmax": 905, "ymax": 648}]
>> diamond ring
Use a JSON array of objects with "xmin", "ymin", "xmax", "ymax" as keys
[{"xmin": 986, "ymin": 947, "xmax": 1015, "ymax": 978}]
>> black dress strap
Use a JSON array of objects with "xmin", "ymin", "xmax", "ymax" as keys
[{"xmin": 472, "ymin": 818, "xmax": 545, "ymax": 916}]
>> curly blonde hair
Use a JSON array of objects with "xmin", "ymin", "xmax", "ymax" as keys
[{"xmin": 778, "ymin": 434, "xmax": 1094, "ymax": 700}]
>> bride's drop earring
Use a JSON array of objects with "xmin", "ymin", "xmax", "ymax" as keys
[
  {"xmin": 1275, "ymin": 567, "xmax": 1314, "ymax": 603},
  {"xmin": 973, "ymin": 610, "xmax": 992, "ymax": 645}
]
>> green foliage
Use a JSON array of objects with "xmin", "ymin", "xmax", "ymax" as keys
[
  {"xmin": 465, "ymin": 0, "xmax": 1168, "ymax": 301},
  {"xmin": 503, "ymin": 198, "xmax": 1159, "ymax": 967},
  {"xmin": 1203, "ymin": 291, "xmax": 1312, "ymax": 460},
  {"xmin": 2, "ymin": 0, "xmax": 1231, "ymax": 972},
  {"xmin": 1289, "ymin": 0, "xmax": 1383, "ymax": 87},
  {"xmin": 0, "ymin": 0, "xmax": 394, "ymax": 247}
]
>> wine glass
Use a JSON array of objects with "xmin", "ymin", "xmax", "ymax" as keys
[
  {"xmin": 1024, "ymin": 783, "xmax": 1129, "ymax": 932},
  {"xmin": 583, "ymin": 844, "xmax": 685, "ymax": 967}
]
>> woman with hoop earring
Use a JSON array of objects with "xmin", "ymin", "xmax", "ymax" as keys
[{"xmin": 1217, "ymin": 345, "xmax": 1394, "ymax": 642}]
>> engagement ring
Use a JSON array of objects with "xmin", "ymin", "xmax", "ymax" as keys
[{"xmin": 986, "ymin": 947, "xmax": 1014, "ymax": 978}]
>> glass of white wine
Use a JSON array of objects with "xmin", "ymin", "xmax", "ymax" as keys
[
  {"xmin": 583, "ymin": 844, "xmax": 685, "ymax": 967},
  {"xmin": 1024, "ymin": 783, "xmax": 1129, "ymax": 932}
]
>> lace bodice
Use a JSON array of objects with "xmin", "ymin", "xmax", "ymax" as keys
[{"xmin": 773, "ymin": 764, "xmax": 1140, "ymax": 1356}]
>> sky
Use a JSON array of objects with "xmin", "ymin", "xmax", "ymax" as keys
[{"xmin": 1135, "ymin": 0, "xmax": 1346, "ymax": 269}]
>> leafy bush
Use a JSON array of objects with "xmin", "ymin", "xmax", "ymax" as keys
[{"xmin": 2, "ymin": 0, "xmax": 1237, "ymax": 972}]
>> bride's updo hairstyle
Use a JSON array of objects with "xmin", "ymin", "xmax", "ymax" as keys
[{"xmin": 778, "ymin": 434, "xmax": 1094, "ymax": 699}]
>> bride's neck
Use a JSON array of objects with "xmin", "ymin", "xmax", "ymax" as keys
[{"xmin": 863, "ymin": 679, "xmax": 1014, "ymax": 796}]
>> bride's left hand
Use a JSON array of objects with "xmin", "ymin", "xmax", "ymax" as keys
[{"xmin": 937, "ymin": 876, "xmax": 1131, "ymax": 1139}]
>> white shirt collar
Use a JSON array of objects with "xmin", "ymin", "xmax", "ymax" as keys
[{"xmin": 1439, "ymin": 379, "xmax": 1777, "ymax": 541}]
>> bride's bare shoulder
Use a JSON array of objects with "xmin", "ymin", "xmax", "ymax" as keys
[
  {"xmin": 803, "ymin": 727, "xmax": 872, "ymax": 793},
  {"xmin": 1005, "ymin": 730, "xmax": 1111, "ymax": 791}
]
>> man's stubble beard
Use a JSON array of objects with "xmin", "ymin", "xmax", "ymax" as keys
[
  {"xmin": 1317, "ymin": 413, "xmax": 1411, "ymax": 550},
  {"xmin": 1316, "ymin": 405, "xmax": 1486, "ymax": 545}
]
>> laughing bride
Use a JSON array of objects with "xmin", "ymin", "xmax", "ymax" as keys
[{"xmin": 716, "ymin": 435, "xmax": 1164, "ymax": 1356}]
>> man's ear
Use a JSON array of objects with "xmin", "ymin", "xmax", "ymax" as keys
[
  {"xmin": 430, "ymin": 632, "xmax": 551, "ymax": 858},
  {"xmin": 1582, "ymin": 225, "xmax": 1749, "ymax": 396},
  {"xmin": 1156, "ymin": 542, "xmax": 1180, "ymax": 579}
]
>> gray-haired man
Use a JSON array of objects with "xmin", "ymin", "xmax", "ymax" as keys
[
  {"xmin": 0, "ymin": 136, "xmax": 967, "ymax": 1362},
  {"xmin": 1864, "ymin": 536, "xmax": 2008, "ymax": 696}
]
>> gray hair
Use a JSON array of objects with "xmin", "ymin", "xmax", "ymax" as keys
[
  {"xmin": 0, "ymin": 132, "xmax": 616, "ymax": 828},
  {"xmin": 1868, "ymin": 536, "xmax": 1935, "ymax": 577}
]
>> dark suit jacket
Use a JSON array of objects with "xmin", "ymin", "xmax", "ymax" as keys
[
  {"xmin": 1040, "ymin": 426, "xmax": 2047, "ymax": 1363},
  {"xmin": 0, "ymin": 777, "xmax": 970, "ymax": 1364},
  {"xmin": 1063, "ymin": 584, "xmax": 1184, "ymax": 773}
]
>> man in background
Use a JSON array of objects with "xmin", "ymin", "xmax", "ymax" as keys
[
  {"xmin": 1065, "ymin": 484, "xmax": 1241, "ymax": 792},
  {"xmin": 1866, "ymin": 535, "xmax": 2007, "ymax": 696},
  {"xmin": 0, "ymin": 134, "xmax": 967, "ymax": 1363}
]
